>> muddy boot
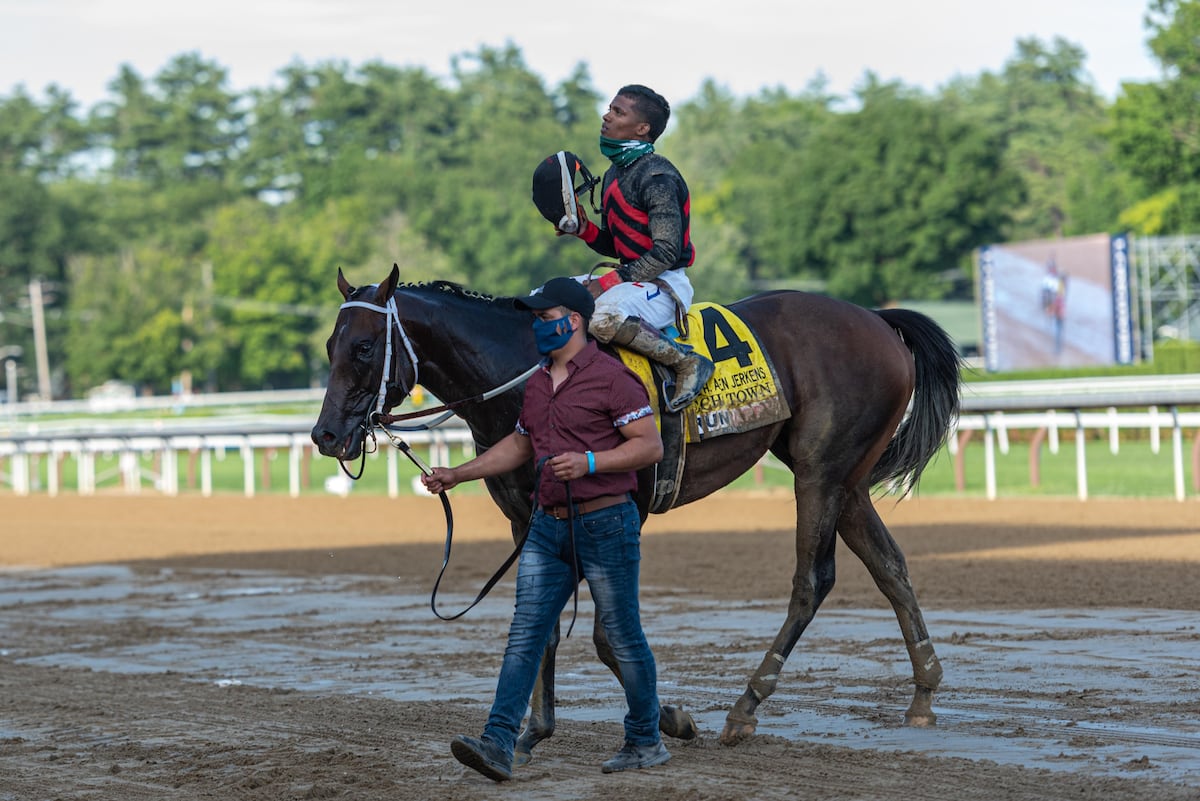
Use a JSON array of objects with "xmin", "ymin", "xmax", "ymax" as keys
[
  {"xmin": 601, "ymin": 740, "xmax": 671, "ymax": 774},
  {"xmin": 610, "ymin": 317, "xmax": 714, "ymax": 412},
  {"xmin": 450, "ymin": 734, "xmax": 512, "ymax": 782}
]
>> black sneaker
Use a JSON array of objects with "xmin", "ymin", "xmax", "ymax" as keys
[
  {"xmin": 601, "ymin": 740, "xmax": 671, "ymax": 774},
  {"xmin": 451, "ymin": 734, "xmax": 512, "ymax": 782}
]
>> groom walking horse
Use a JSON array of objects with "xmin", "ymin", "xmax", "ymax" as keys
[{"xmin": 311, "ymin": 266, "xmax": 961, "ymax": 763}]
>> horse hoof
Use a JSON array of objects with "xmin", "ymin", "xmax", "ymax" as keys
[
  {"xmin": 660, "ymin": 704, "xmax": 699, "ymax": 740},
  {"xmin": 903, "ymin": 709, "xmax": 937, "ymax": 727},
  {"xmin": 719, "ymin": 720, "xmax": 757, "ymax": 746},
  {"xmin": 513, "ymin": 748, "xmax": 533, "ymax": 767}
]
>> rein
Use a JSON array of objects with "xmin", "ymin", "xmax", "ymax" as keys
[
  {"xmin": 381, "ymin": 428, "xmax": 522, "ymax": 621},
  {"xmin": 377, "ymin": 362, "xmax": 540, "ymax": 425},
  {"xmin": 337, "ymin": 292, "xmax": 539, "ymax": 431},
  {"xmin": 380, "ymin": 425, "xmax": 538, "ymax": 623},
  {"xmin": 335, "ymin": 291, "xmax": 542, "ymax": 620},
  {"xmin": 392, "ymin": 446, "xmax": 578, "ymax": 635}
]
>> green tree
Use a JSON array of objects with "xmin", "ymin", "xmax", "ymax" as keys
[
  {"xmin": 0, "ymin": 88, "xmax": 81, "ymax": 397},
  {"xmin": 404, "ymin": 45, "xmax": 601, "ymax": 295},
  {"xmin": 237, "ymin": 60, "xmax": 455, "ymax": 210},
  {"xmin": 92, "ymin": 54, "xmax": 243, "ymax": 189},
  {"xmin": 64, "ymin": 244, "xmax": 193, "ymax": 394},
  {"xmin": 0, "ymin": 86, "xmax": 89, "ymax": 180},
  {"xmin": 666, "ymin": 79, "xmax": 836, "ymax": 299},
  {"xmin": 9, "ymin": 40, "xmax": 1165, "ymax": 397},
  {"xmin": 1109, "ymin": 0, "xmax": 1200, "ymax": 231},
  {"xmin": 786, "ymin": 80, "xmax": 1021, "ymax": 304},
  {"xmin": 79, "ymin": 55, "xmax": 243, "ymax": 265},
  {"xmin": 202, "ymin": 196, "xmax": 378, "ymax": 389},
  {"xmin": 943, "ymin": 37, "xmax": 1133, "ymax": 240}
]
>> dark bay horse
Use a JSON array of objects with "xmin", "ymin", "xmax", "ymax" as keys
[{"xmin": 312, "ymin": 265, "xmax": 960, "ymax": 759}]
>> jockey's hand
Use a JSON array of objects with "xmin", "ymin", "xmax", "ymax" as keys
[
  {"xmin": 555, "ymin": 202, "xmax": 588, "ymax": 237},
  {"xmin": 421, "ymin": 467, "xmax": 459, "ymax": 494}
]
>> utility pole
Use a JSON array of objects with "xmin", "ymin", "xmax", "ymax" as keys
[
  {"xmin": 202, "ymin": 261, "xmax": 216, "ymax": 392},
  {"xmin": 29, "ymin": 279, "xmax": 52, "ymax": 400},
  {"xmin": 4, "ymin": 357, "xmax": 15, "ymax": 407},
  {"xmin": 1, "ymin": 346, "xmax": 20, "ymax": 412}
]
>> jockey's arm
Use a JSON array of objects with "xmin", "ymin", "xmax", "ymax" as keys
[{"xmin": 593, "ymin": 179, "xmax": 683, "ymax": 288}]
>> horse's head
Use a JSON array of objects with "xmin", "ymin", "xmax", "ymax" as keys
[{"xmin": 311, "ymin": 265, "xmax": 407, "ymax": 460}]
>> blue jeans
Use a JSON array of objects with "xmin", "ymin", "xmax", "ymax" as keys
[{"xmin": 482, "ymin": 499, "xmax": 661, "ymax": 754}]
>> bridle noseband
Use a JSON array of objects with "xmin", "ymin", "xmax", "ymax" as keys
[
  {"xmin": 334, "ymin": 295, "xmax": 419, "ymax": 478},
  {"xmin": 340, "ymin": 295, "xmax": 419, "ymax": 419}
]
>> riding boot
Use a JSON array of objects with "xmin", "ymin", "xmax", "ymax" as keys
[{"xmin": 610, "ymin": 317, "xmax": 714, "ymax": 412}]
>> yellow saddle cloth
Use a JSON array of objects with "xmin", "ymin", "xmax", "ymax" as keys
[{"xmin": 616, "ymin": 302, "xmax": 791, "ymax": 442}]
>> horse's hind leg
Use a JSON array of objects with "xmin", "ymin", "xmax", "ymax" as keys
[
  {"xmin": 514, "ymin": 624, "xmax": 559, "ymax": 766},
  {"xmin": 720, "ymin": 485, "xmax": 843, "ymax": 746},
  {"xmin": 591, "ymin": 617, "xmax": 699, "ymax": 740},
  {"xmin": 837, "ymin": 487, "xmax": 942, "ymax": 726}
]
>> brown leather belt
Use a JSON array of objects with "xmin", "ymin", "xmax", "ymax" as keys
[{"xmin": 540, "ymin": 493, "xmax": 629, "ymax": 520}]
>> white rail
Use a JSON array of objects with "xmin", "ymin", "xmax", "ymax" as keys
[
  {"xmin": 2, "ymin": 375, "xmax": 1198, "ymax": 500},
  {"xmin": 0, "ymin": 416, "xmax": 473, "ymax": 499},
  {"xmin": 951, "ymin": 408, "xmax": 1200, "ymax": 502},
  {"xmin": 961, "ymin": 374, "xmax": 1200, "ymax": 411}
]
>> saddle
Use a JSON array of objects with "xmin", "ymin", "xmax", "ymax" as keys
[{"xmin": 612, "ymin": 302, "xmax": 791, "ymax": 514}]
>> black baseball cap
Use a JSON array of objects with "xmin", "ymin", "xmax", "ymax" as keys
[{"xmin": 514, "ymin": 277, "xmax": 594, "ymax": 321}]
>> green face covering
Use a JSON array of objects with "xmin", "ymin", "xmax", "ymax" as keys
[{"xmin": 600, "ymin": 135, "xmax": 655, "ymax": 167}]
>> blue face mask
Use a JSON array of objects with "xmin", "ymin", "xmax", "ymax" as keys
[{"xmin": 532, "ymin": 314, "xmax": 575, "ymax": 354}]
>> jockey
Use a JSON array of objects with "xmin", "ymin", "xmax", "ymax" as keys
[{"xmin": 541, "ymin": 84, "xmax": 714, "ymax": 413}]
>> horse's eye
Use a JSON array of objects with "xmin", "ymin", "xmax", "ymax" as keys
[{"xmin": 354, "ymin": 340, "xmax": 374, "ymax": 362}]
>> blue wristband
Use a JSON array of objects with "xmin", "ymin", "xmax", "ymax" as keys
[{"xmin": 586, "ymin": 451, "xmax": 596, "ymax": 474}]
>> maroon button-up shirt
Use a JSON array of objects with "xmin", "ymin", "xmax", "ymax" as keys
[{"xmin": 516, "ymin": 340, "xmax": 654, "ymax": 507}]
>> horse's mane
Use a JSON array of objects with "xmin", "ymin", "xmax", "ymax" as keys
[{"xmin": 393, "ymin": 280, "xmax": 520, "ymax": 308}]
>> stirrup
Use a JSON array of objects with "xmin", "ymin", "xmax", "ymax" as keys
[{"xmin": 664, "ymin": 387, "xmax": 696, "ymax": 413}]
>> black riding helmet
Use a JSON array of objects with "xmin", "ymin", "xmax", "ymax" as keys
[{"xmin": 531, "ymin": 151, "xmax": 601, "ymax": 234}]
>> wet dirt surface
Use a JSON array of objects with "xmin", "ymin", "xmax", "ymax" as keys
[{"xmin": 2, "ymin": 493, "xmax": 1199, "ymax": 800}]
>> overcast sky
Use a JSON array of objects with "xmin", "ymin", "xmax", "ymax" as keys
[{"xmin": 1, "ymin": 0, "xmax": 1162, "ymax": 109}]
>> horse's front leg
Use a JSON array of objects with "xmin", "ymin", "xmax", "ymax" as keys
[
  {"xmin": 515, "ymin": 621, "xmax": 559, "ymax": 766},
  {"xmin": 592, "ymin": 613, "xmax": 699, "ymax": 740}
]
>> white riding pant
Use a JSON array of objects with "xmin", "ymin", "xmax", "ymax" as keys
[{"xmin": 569, "ymin": 268, "xmax": 694, "ymax": 333}]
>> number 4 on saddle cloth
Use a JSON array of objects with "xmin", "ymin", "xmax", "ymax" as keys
[{"xmin": 612, "ymin": 302, "xmax": 791, "ymax": 513}]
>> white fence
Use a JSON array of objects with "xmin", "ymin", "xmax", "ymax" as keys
[
  {"xmin": 0, "ymin": 416, "xmax": 474, "ymax": 499},
  {"xmin": 953, "ymin": 374, "xmax": 1200, "ymax": 502},
  {"xmin": 2, "ymin": 375, "xmax": 1199, "ymax": 500},
  {"xmin": 951, "ymin": 408, "xmax": 1200, "ymax": 502}
]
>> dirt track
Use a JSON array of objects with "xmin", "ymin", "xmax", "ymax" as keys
[{"xmin": 2, "ymin": 492, "xmax": 1199, "ymax": 800}]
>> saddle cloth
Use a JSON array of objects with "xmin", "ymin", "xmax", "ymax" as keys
[
  {"xmin": 616, "ymin": 302, "xmax": 790, "ymax": 443},
  {"xmin": 614, "ymin": 302, "xmax": 791, "ymax": 514}
]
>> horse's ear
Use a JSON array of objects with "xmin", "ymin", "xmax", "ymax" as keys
[
  {"xmin": 372, "ymin": 264, "xmax": 400, "ymax": 305},
  {"xmin": 336, "ymin": 268, "xmax": 353, "ymax": 300}
]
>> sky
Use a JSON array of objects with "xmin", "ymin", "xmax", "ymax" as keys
[{"xmin": 0, "ymin": 0, "xmax": 1162, "ymax": 110}]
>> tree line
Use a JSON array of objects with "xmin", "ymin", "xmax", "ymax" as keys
[{"xmin": 1, "ymin": 0, "xmax": 1197, "ymax": 399}]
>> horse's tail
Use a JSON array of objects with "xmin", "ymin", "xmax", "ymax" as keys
[{"xmin": 869, "ymin": 308, "xmax": 962, "ymax": 491}]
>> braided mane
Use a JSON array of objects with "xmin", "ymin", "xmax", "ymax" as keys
[{"xmin": 394, "ymin": 280, "xmax": 522, "ymax": 308}]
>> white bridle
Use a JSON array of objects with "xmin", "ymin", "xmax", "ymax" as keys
[
  {"xmin": 338, "ymin": 288, "xmax": 541, "ymax": 435},
  {"xmin": 339, "ymin": 295, "xmax": 419, "ymax": 418}
]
